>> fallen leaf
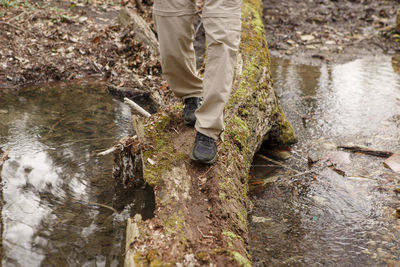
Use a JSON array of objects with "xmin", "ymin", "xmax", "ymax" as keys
[
  {"xmin": 384, "ymin": 153, "xmax": 400, "ymax": 173},
  {"xmin": 324, "ymin": 151, "xmax": 351, "ymax": 166}
]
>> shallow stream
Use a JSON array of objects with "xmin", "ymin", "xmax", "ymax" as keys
[
  {"xmin": 249, "ymin": 56, "xmax": 400, "ymax": 266},
  {"xmin": 0, "ymin": 82, "xmax": 154, "ymax": 266},
  {"xmin": 1, "ymin": 56, "xmax": 400, "ymax": 266}
]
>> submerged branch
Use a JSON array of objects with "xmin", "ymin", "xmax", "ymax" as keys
[
  {"xmin": 71, "ymin": 197, "xmax": 119, "ymax": 214},
  {"xmin": 256, "ymin": 154, "xmax": 303, "ymax": 175},
  {"xmin": 0, "ymin": 148, "xmax": 10, "ymax": 167},
  {"xmin": 338, "ymin": 145, "xmax": 393, "ymax": 158}
]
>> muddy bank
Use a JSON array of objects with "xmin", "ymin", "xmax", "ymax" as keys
[
  {"xmin": 262, "ymin": 0, "xmax": 400, "ymax": 65},
  {"xmin": 0, "ymin": 0, "xmax": 160, "ymax": 90}
]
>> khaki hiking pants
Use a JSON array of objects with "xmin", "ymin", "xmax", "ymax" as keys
[{"xmin": 154, "ymin": 0, "xmax": 242, "ymax": 140}]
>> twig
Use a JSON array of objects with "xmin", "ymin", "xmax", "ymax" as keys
[
  {"xmin": 8, "ymin": 11, "xmax": 26, "ymax": 22},
  {"xmin": 256, "ymin": 154, "xmax": 302, "ymax": 175},
  {"xmin": 97, "ymin": 135, "xmax": 137, "ymax": 156},
  {"xmin": 197, "ymin": 226, "xmax": 216, "ymax": 239},
  {"xmin": 86, "ymin": 200, "xmax": 119, "ymax": 213},
  {"xmin": 97, "ymin": 144, "xmax": 123, "ymax": 156},
  {"xmin": 47, "ymin": 117, "xmax": 65, "ymax": 134},
  {"xmin": 0, "ymin": 21, "xmax": 31, "ymax": 36},
  {"xmin": 71, "ymin": 197, "xmax": 119, "ymax": 213},
  {"xmin": 0, "ymin": 148, "xmax": 10, "ymax": 167},
  {"xmin": 289, "ymin": 163, "xmax": 332, "ymax": 178},
  {"xmin": 197, "ymin": 165, "xmax": 214, "ymax": 186},
  {"xmin": 338, "ymin": 145, "xmax": 393, "ymax": 158},
  {"xmin": 124, "ymin": 97, "xmax": 151, "ymax": 118}
]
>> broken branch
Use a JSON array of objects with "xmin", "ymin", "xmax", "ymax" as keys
[
  {"xmin": 124, "ymin": 97, "xmax": 151, "ymax": 118},
  {"xmin": 97, "ymin": 135, "xmax": 137, "ymax": 156}
]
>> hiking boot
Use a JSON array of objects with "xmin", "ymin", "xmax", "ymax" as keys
[
  {"xmin": 183, "ymin": 97, "xmax": 201, "ymax": 126},
  {"xmin": 190, "ymin": 131, "xmax": 217, "ymax": 164}
]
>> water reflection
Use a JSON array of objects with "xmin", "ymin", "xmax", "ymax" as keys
[
  {"xmin": 0, "ymin": 83, "xmax": 154, "ymax": 266},
  {"xmin": 250, "ymin": 56, "xmax": 400, "ymax": 266}
]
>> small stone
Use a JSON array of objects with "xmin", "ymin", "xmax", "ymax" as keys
[
  {"xmin": 79, "ymin": 16, "xmax": 88, "ymax": 23},
  {"xmin": 286, "ymin": 39, "xmax": 296, "ymax": 46},
  {"xmin": 306, "ymin": 45, "xmax": 317, "ymax": 50},
  {"xmin": 377, "ymin": 248, "xmax": 391, "ymax": 259},
  {"xmin": 252, "ymin": 216, "xmax": 271, "ymax": 223},
  {"xmin": 300, "ymin": 34, "xmax": 315, "ymax": 41},
  {"xmin": 147, "ymin": 158, "xmax": 155, "ymax": 165},
  {"xmin": 325, "ymin": 40, "xmax": 336, "ymax": 45},
  {"xmin": 0, "ymin": 109, "xmax": 8, "ymax": 114}
]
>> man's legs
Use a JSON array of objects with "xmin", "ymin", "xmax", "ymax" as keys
[
  {"xmin": 194, "ymin": 15, "xmax": 242, "ymax": 140},
  {"xmin": 190, "ymin": 0, "xmax": 242, "ymax": 163},
  {"xmin": 153, "ymin": 1, "xmax": 202, "ymax": 100},
  {"xmin": 154, "ymin": 0, "xmax": 242, "ymax": 164}
]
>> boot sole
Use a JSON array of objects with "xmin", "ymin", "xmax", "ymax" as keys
[{"xmin": 190, "ymin": 149, "xmax": 217, "ymax": 165}]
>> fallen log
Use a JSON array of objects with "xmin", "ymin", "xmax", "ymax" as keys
[{"xmin": 114, "ymin": 0, "xmax": 297, "ymax": 265}]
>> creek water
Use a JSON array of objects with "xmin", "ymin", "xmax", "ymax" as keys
[
  {"xmin": 249, "ymin": 56, "xmax": 400, "ymax": 266},
  {"xmin": 0, "ymin": 57, "xmax": 399, "ymax": 267},
  {"xmin": 0, "ymin": 82, "xmax": 154, "ymax": 266}
]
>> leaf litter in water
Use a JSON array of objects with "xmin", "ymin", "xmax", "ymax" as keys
[{"xmin": 384, "ymin": 154, "xmax": 400, "ymax": 173}]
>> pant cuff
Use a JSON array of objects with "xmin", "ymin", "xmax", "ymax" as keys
[
  {"xmin": 153, "ymin": 9, "xmax": 196, "ymax": 17},
  {"xmin": 195, "ymin": 125, "xmax": 220, "ymax": 141}
]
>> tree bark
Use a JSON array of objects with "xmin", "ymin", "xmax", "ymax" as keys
[{"xmin": 114, "ymin": 0, "xmax": 297, "ymax": 265}]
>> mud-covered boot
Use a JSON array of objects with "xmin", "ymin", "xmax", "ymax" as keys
[
  {"xmin": 190, "ymin": 131, "xmax": 217, "ymax": 164},
  {"xmin": 183, "ymin": 97, "xmax": 201, "ymax": 126}
]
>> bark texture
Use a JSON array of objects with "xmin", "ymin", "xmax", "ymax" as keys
[
  {"xmin": 115, "ymin": 0, "xmax": 297, "ymax": 265},
  {"xmin": 397, "ymin": 9, "xmax": 400, "ymax": 33}
]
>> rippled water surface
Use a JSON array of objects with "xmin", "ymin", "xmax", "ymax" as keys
[
  {"xmin": 0, "ymin": 83, "xmax": 154, "ymax": 266},
  {"xmin": 249, "ymin": 56, "xmax": 400, "ymax": 266}
]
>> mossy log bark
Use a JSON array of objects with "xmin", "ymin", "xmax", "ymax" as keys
[
  {"xmin": 114, "ymin": 0, "xmax": 296, "ymax": 266},
  {"xmin": 396, "ymin": 9, "xmax": 400, "ymax": 33}
]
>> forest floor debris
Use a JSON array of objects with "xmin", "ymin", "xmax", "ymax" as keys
[{"xmin": 0, "ymin": 0, "xmax": 161, "ymax": 90}]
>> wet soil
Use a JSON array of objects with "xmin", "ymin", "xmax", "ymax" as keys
[{"xmin": 263, "ymin": 0, "xmax": 400, "ymax": 65}]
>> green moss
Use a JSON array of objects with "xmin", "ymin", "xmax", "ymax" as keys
[
  {"xmin": 210, "ymin": 248, "xmax": 251, "ymax": 267},
  {"xmin": 150, "ymin": 260, "xmax": 164, "ymax": 267},
  {"xmin": 195, "ymin": 251, "xmax": 210, "ymax": 262},
  {"xmin": 142, "ymin": 112, "xmax": 186, "ymax": 187},
  {"xmin": 164, "ymin": 211, "xmax": 185, "ymax": 235},
  {"xmin": 231, "ymin": 251, "xmax": 252, "ymax": 267},
  {"xmin": 237, "ymin": 207, "xmax": 248, "ymax": 229},
  {"xmin": 238, "ymin": 107, "xmax": 249, "ymax": 117},
  {"xmin": 222, "ymin": 231, "xmax": 244, "ymax": 243},
  {"xmin": 153, "ymin": 114, "xmax": 171, "ymax": 132},
  {"xmin": 233, "ymin": 116, "xmax": 249, "ymax": 132},
  {"xmin": 219, "ymin": 192, "xmax": 226, "ymax": 201},
  {"xmin": 134, "ymin": 253, "xmax": 142, "ymax": 264}
]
